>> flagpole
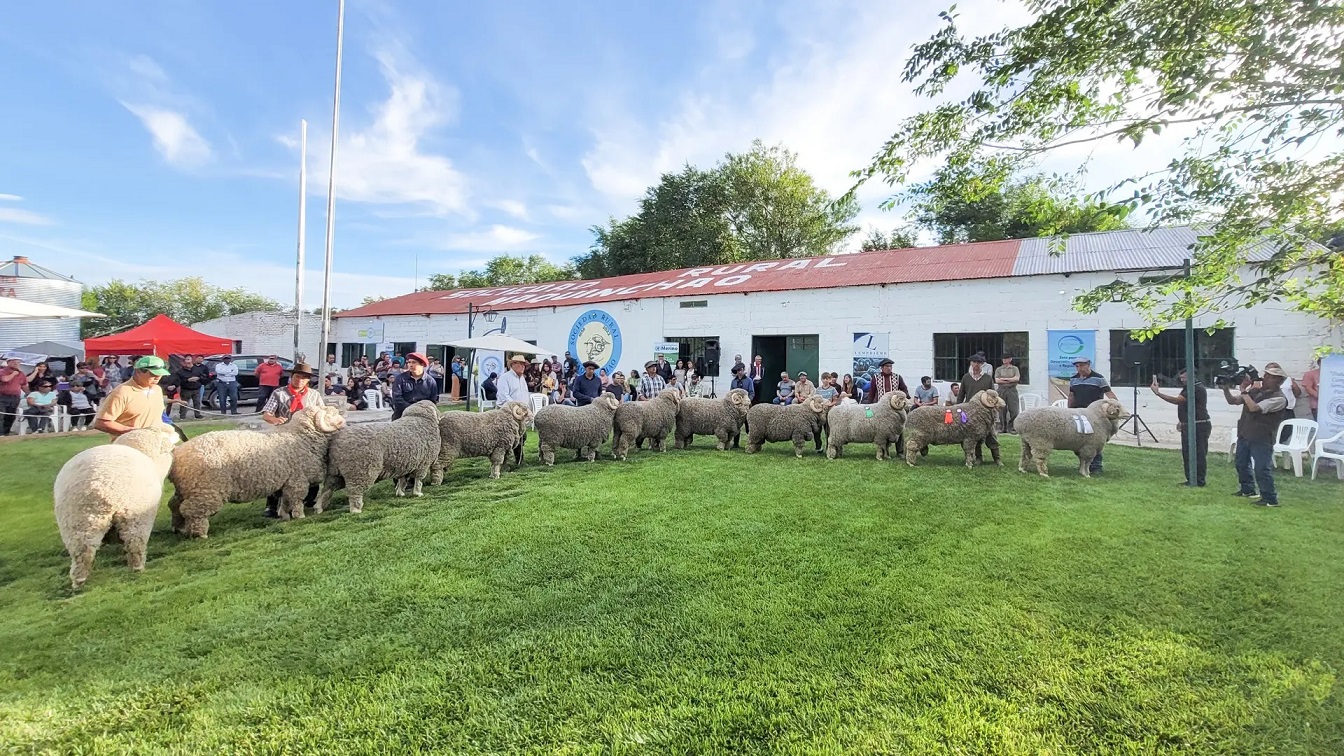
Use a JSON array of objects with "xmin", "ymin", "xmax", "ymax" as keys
[
  {"xmin": 318, "ymin": 0, "xmax": 346, "ymax": 365},
  {"xmin": 293, "ymin": 119, "xmax": 307, "ymax": 362}
]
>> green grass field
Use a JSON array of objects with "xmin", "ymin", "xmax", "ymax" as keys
[{"xmin": 1, "ymin": 425, "xmax": 1341, "ymax": 754}]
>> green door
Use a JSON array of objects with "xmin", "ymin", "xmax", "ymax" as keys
[{"xmin": 785, "ymin": 335, "xmax": 819, "ymax": 384}]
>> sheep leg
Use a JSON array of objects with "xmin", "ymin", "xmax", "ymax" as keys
[
  {"xmin": 279, "ymin": 482, "xmax": 308, "ymax": 520},
  {"xmin": 714, "ymin": 431, "xmax": 729, "ymax": 451},
  {"xmin": 904, "ymin": 440, "xmax": 921, "ymax": 467},
  {"xmin": 117, "ymin": 511, "xmax": 155, "ymax": 572},
  {"xmin": 1034, "ymin": 449, "xmax": 1051, "ymax": 478},
  {"xmin": 792, "ymin": 432, "xmax": 807, "ymax": 458},
  {"xmin": 674, "ymin": 433, "xmax": 687, "ymax": 450},
  {"xmin": 539, "ymin": 441, "xmax": 556, "ymax": 467},
  {"xmin": 613, "ymin": 431, "xmax": 628, "ymax": 461},
  {"xmin": 177, "ymin": 495, "xmax": 213, "ymax": 539},
  {"xmin": 431, "ymin": 452, "xmax": 457, "ymax": 486},
  {"xmin": 826, "ymin": 440, "xmax": 840, "ymax": 459},
  {"xmin": 69, "ymin": 538, "xmax": 100, "ymax": 589},
  {"xmin": 168, "ymin": 492, "xmax": 185, "ymax": 534},
  {"xmin": 411, "ymin": 465, "xmax": 429, "ymax": 497},
  {"xmin": 314, "ymin": 473, "xmax": 340, "ymax": 514},
  {"xmin": 1018, "ymin": 440, "xmax": 1031, "ymax": 473},
  {"xmin": 585, "ymin": 446, "xmax": 598, "ymax": 462},
  {"xmin": 393, "ymin": 476, "xmax": 407, "ymax": 497},
  {"xmin": 488, "ymin": 449, "xmax": 506, "ymax": 479},
  {"xmin": 962, "ymin": 439, "xmax": 978, "ymax": 468},
  {"xmin": 875, "ymin": 439, "xmax": 888, "ymax": 461},
  {"xmin": 1078, "ymin": 452, "xmax": 1093, "ymax": 478}
]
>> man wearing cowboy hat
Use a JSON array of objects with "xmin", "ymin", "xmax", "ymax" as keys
[
  {"xmin": 1067, "ymin": 356, "xmax": 1117, "ymax": 474},
  {"xmin": 259, "ymin": 362, "xmax": 322, "ymax": 517},
  {"xmin": 1224, "ymin": 364, "xmax": 1289, "ymax": 507},
  {"xmin": 498, "ymin": 354, "xmax": 533, "ymax": 466},
  {"xmin": 391, "ymin": 351, "xmax": 440, "ymax": 420},
  {"xmin": 571, "ymin": 360, "xmax": 603, "ymax": 406}
]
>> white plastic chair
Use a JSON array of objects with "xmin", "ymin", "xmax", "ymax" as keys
[
  {"xmin": 1310, "ymin": 428, "xmax": 1344, "ymax": 481},
  {"xmin": 1272, "ymin": 419, "xmax": 1317, "ymax": 477},
  {"xmin": 1020, "ymin": 393, "xmax": 1043, "ymax": 411},
  {"xmin": 527, "ymin": 393, "xmax": 547, "ymax": 428},
  {"xmin": 1051, "ymin": 399, "xmax": 1068, "ymax": 408}
]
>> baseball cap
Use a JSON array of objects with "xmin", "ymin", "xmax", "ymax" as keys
[{"xmin": 134, "ymin": 356, "xmax": 171, "ymax": 376}]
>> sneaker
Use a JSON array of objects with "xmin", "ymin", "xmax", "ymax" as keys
[
  {"xmin": 262, "ymin": 507, "xmax": 280, "ymax": 519},
  {"xmin": 1256, "ymin": 499, "xmax": 1280, "ymax": 507},
  {"xmin": 1232, "ymin": 490, "xmax": 1256, "ymax": 498}
]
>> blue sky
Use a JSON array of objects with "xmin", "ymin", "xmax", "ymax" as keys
[{"xmin": 1, "ymin": 0, "xmax": 1186, "ymax": 308}]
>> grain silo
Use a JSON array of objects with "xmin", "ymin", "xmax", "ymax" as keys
[{"xmin": 0, "ymin": 256, "xmax": 85, "ymax": 350}]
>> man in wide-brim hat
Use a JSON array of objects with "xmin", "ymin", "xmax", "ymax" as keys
[
  {"xmin": 571, "ymin": 359, "xmax": 603, "ymax": 406},
  {"xmin": 260, "ymin": 361, "xmax": 323, "ymax": 518},
  {"xmin": 495, "ymin": 354, "xmax": 533, "ymax": 466}
]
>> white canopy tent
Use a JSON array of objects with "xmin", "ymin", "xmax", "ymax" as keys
[
  {"xmin": 0, "ymin": 298, "xmax": 105, "ymax": 319},
  {"xmin": 443, "ymin": 333, "xmax": 568, "ymax": 411}
]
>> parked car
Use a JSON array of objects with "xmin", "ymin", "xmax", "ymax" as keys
[{"xmin": 199, "ymin": 355, "xmax": 313, "ymax": 409}]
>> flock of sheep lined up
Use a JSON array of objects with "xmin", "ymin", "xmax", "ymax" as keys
[{"xmin": 52, "ymin": 387, "xmax": 1129, "ymax": 588}]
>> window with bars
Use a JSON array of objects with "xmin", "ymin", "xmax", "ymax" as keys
[
  {"xmin": 1107, "ymin": 328, "xmax": 1234, "ymax": 386},
  {"xmin": 932, "ymin": 332, "xmax": 1030, "ymax": 383},
  {"xmin": 340, "ymin": 343, "xmax": 377, "ymax": 365},
  {"xmin": 392, "ymin": 342, "xmax": 418, "ymax": 359},
  {"xmin": 670, "ymin": 336, "xmax": 721, "ymax": 376}
]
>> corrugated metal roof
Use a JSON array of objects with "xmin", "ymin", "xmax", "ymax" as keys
[
  {"xmin": 1011, "ymin": 226, "xmax": 1278, "ymax": 276},
  {"xmin": 0, "ymin": 255, "xmax": 79, "ymax": 282}
]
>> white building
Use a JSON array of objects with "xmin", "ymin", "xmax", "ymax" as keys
[
  {"xmin": 331, "ymin": 227, "xmax": 1333, "ymax": 447},
  {"xmin": 192, "ymin": 312, "xmax": 324, "ymax": 361}
]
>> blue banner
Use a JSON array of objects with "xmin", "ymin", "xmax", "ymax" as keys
[{"xmin": 1047, "ymin": 330, "xmax": 1096, "ymax": 378}]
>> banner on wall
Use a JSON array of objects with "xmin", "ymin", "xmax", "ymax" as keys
[
  {"xmin": 1046, "ymin": 330, "xmax": 1097, "ymax": 378},
  {"xmin": 473, "ymin": 350, "xmax": 505, "ymax": 398},
  {"xmin": 354, "ymin": 324, "xmax": 384, "ymax": 343},
  {"xmin": 653, "ymin": 342, "xmax": 680, "ymax": 359},
  {"xmin": 852, "ymin": 332, "xmax": 889, "ymax": 376},
  {"xmin": 1318, "ymin": 354, "xmax": 1344, "ymax": 453}
]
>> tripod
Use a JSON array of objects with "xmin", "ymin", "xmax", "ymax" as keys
[{"xmin": 1120, "ymin": 361, "xmax": 1158, "ymax": 446}]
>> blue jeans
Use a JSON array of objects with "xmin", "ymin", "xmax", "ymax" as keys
[
  {"xmin": 1235, "ymin": 437, "xmax": 1277, "ymax": 503},
  {"xmin": 1090, "ymin": 448, "xmax": 1103, "ymax": 472},
  {"xmin": 217, "ymin": 381, "xmax": 239, "ymax": 413}
]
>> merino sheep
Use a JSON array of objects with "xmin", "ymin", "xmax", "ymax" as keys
[
  {"xmin": 902, "ymin": 390, "xmax": 1006, "ymax": 468},
  {"xmin": 431, "ymin": 401, "xmax": 531, "ymax": 481},
  {"xmin": 53, "ymin": 426, "xmax": 179, "ymax": 589},
  {"xmin": 612, "ymin": 388, "xmax": 682, "ymax": 460},
  {"xmin": 534, "ymin": 394, "xmax": 621, "ymax": 465},
  {"xmin": 826, "ymin": 391, "xmax": 910, "ymax": 460},
  {"xmin": 1016, "ymin": 398, "xmax": 1130, "ymax": 478},
  {"xmin": 315, "ymin": 400, "xmax": 443, "ymax": 514},
  {"xmin": 168, "ymin": 405, "xmax": 346, "ymax": 538},
  {"xmin": 745, "ymin": 395, "xmax": 829, "ymax": 458},
  {"xmin": 674, "ymin": 388, "xmax": 751, "ymax": 451}
]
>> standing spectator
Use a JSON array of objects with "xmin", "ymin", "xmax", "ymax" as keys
[
  {"xmin": 571, "ymin": 361, "xmax": 603, "ymax": 406},
  {"xmin": 524, "ymin": 361, "xmax": 542, "ymax": 393},
  {"xmin": 390, "ymin": 352, "xmax": 440, "ymax": 420},
  {"xmin": 65, "ymin": 380, "xmax": 97, "ymax": 429},
  {"xmin": 750, "ymin": 355, "xmax": 766, "ymax": 386},
  {"xmin": 254, "ymin": 355, "xmax": 285, "ymax": 413},
  {"xmin": 213, "ymin": 354, "xmax": 240, "ymax": 414},
  {"xmin": 25, "ymin": 380, "xmax": 58, "ymax": 433},
  {"xmin": 729, "ymin": 365, "xmax": 755, "ymax": 449},
  {"xmin": 173, "ymin": 355, "xmax": 206, "ymax": 420},
  {"xmin": 427, "ymin": 357, "xmax": 446, "ymax": 395},
  {"xmin": 562, "ymin": 351, "xmax": 579, "ymax": 380},
  {"xmin": 994, "ymin": 353, "xmax": 1022, "ymax": 433},
  {"xmin": 1225, "ymin": 365, "xmax": 1289, "ymax": 506},
  {"xmin": 94, "ymin": 356, "xmax": 173, "ymax": 437},
  {"xmin": 913, "ymin": 376, "xmax": 940, "ymax": 408},
  {"xmin": 772, "ymin": 371, "xmax": 795, "ymax": 405},
  {"xmin": 323, "ymin": 354, "xmax": 346, "ymax": 386},
  {"xmin": 639, "ymin": 361, "xmax": 667, "ymax": 400},
  {"xmin": 27, "ymin": 361, "xmax": 52, "ymax": 388},
  {"xmin": 1298, "ymin": 358, "xmax": 1321, "ymax": 421},
  {"xmin": 686, "ymin": 374, "xmax": 704, "ymax": 398},
  {"xmin": 1067, "ymin": 358, "xmax": 1118, "ymax": 474},
  {"xmin": 374, "ymin": 353, "xmax": 392, "ymax": 380},
  {"xmin": 497, "ymin": 355, "xmax": 532, "ymax": 466},
  {"xmin": 193, "ymin": 355, "xmax": 210, "ymax": 409},
  {"xmin": 654, "ymin": 354, "xmax": 673, "ymax": 382},
  {"xmin": 794, "ymin": 371, "xmax": 816, "ymax": 401},
  {"xmin": 1, "ymin": 357, "xmax": 31, "ymax": 436},
  {"xmin": 1150, "ymin": 368, "xmax": 1210, "ymax": 487},
  {"xmin": 958, "ymin": 353, "xmax": 999, "ymax": 465},
  {"xmin": 732, "ymin": 354, "xmax": 746, "ymax": 376},
  {"xmin": 73, "ymin": 363, "xmax": 104, "ymax": 405},
  {"xmin": 673, "ymin": 359, "xmax": 689, "ymax": 386},
  {"xmin": 540, "ymin": 362, "xmax": 560, "ymax": 403},
  {"xmin": 865, "ymin": 359, "xmax": 909, "ymax": 403},
  {"xmin": 815, "ymin": 373, "xmax": 840, "ymax": 406},
  {"xmin": 103, "ymin": 356, "xmax": 125, "ymax": 392},
  {"xmin": 627, "ymin": 367, "xmax": 641, "ymax": 402},
  {"xmin": 260, "ymin": 363, "xmax": 322, "ymax": 517}
]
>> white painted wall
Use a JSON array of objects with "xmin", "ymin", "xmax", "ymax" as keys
[
  {"xmin": 333, "ymin": 270, "xmax": 1329, "ymax": 447},
  {"xmin": 192, "ymin": 313, "xmax": 322, "ymax": 360}
]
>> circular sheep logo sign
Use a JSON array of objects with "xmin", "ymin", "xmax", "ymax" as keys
[{"xmin": 568, "ymin": 309, "xmax": 622, "ymax": 374}]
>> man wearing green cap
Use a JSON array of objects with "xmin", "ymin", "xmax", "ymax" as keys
[{"xmin": 94, "ymin": 356, "xmax": 173, "ymax": 437}]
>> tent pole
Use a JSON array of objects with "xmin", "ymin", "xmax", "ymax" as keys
[
  {"xmin": 317, "ymin": 0, "xmax": 345, "ymax": 367},
  {"xmin": 294, "ymin": 119, "xmax": 307, "ymax": 362}
]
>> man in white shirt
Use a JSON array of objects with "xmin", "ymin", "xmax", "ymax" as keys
[
  {"xmin": 323, "ymin": 354, "xmax": 346, "ymax": 387},
  {"xmin": 212, "ymin": 355, "xmax": 241, "ymax": 415},
  {"xmin": 496, "ymin": 354, "xmax": 532, "ymax": 466}
]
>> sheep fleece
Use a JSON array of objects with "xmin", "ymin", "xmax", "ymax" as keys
[
  {"xmin": 1016, "ymin": 398, "xmax": 1128, "ymax": 478},
  {"xmin": 317, "ymin": 400, "xmax": 443, "ymax": 513},
  {"xmin": 826, "ymin": 391, "xmax": 910, "ymax": 460},
  {"xmin": 432, "ymin": 401, "xmax": 530, "ymax": 481},
  {"xmin": 612, "ymin": 389, "xmax": 682, "ymax": 459},
  {"xmin": 674, "ymin": 388, "xmax": 750, "ymax": 450},
  {"xmin": 902, "ymin": 390, "xmax": 1004, "ymax": 468},
  {"xmin": 535, "ymin": 394, "xmax": 620, "ymax": 465},
  {"xmin": 745, "ymin": 396, "xmax": 827, "ymax": 457}
]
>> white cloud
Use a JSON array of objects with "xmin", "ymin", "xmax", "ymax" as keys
[
  {"xmin": 121, "ymin": 103, "xmax": 213, "ymax": 169},
  {"xmin": 489, "ymin": 200, "xmax": 529, "ymax": 220},
  {"xmin": 439, "ymin": 224, "xmax": 541, "ymax": 251},
  {"xmin": 0, "ymin": 194, "xmax": 22, "ymax": 202},
  {"xmin": 126, "ymin": 53, "xmax": 168, "ymax": 83},
  {"xmin": 0, "ymin": 208, "xmax": 55, "ymax": 226}
]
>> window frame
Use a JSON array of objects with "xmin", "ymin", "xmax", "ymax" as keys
[
  {"xmin": 1107, "ymin": 328, "xmax": 1235, "ymax": 387},
  {"xmin": 932, "ymin": 332, "xmax": 1030, "ymax": 384}
]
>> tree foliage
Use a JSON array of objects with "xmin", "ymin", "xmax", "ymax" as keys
[
  {"xmin": 425, "ymin": 254, "xmax": 574, "ymax": 291},
  {"xmin": 851, "ymin": 0, "xmax": 1344, "ymax": 337},
  {"xmin": 576, "ymin": 141, "xmax": 859, "ymax": 277},
  {"xmin": 81, "ymin": 278, "xmax": 283, "ymax": 338},
  {"xmin": 860, "ymin": 227, "xmax": 919, "ymax": 252}
]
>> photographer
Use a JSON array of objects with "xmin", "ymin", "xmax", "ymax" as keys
[
  {"xmin": 1149, "ymin": 368, "xmax": 1209, "ymax": 487},
  {"xmin": 1223, "ymin": 365, "xmax": 1289, "ymax": 507}
]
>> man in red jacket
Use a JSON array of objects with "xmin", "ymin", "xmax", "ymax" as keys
[{"xmin": 254, "ymin": 355, "xmax": 284, "ymax": 414}]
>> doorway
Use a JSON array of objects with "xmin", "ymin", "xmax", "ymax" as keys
[{"xmin": 750, "ymin": 334, "xmax": 819, "ymax": 403}]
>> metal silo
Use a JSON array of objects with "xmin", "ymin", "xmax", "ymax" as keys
[{"xmin": 0, "ymin": 256, "xmax": 85, "ymax": 350}]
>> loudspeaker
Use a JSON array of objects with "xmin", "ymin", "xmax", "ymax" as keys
[
  {"xmin": 704, "ymin": 340, "xmax": 720, "ymax": 376},
  {"xmin": 1122, "ymin": 337, "xmax": 1152, "ymax": 365}
]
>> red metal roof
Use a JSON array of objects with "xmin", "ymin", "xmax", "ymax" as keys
[{"xmin": 336, "ymin": 238, "xmax": 1023, "ymax": 318}]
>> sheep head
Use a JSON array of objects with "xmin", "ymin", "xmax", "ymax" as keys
[
  {"xmin": 503, "ymin": 401, "xmax": 532, "ymax": 423},
  {"xmin": 976, "ymin": 390, "xmax": 1007, "ymax": 410},
  {"xmin": 114, "ymin": 425, "xmax": 180, "ymax": 461},
  {"xmin": 801, "ymin": 395, "xmax": 828, "ymax": 414},
  {"xmin": 596, "ymin": 394, "xmax": 620, "ymax": 411},
  {"xmin": 725, "ymin": 388, "xmax": 750, "ymax": 409},
  {"xmin": 657, "ymin": 388, "xmax": 683, "ymax": 406},
  {"xmin": 293, "ymin": 404, "xmax": 347, "ymax": 434},
  {"xmin": 885, "ymin": 390, "xmax": 910, "ymax": 411},
  {"xmin": 403, "ymin": 401, "xmax": 440, "ymax": 422},
  {"xmin": 1096, "ymin": 398, "xmax": 1130, "ymax": 430}
]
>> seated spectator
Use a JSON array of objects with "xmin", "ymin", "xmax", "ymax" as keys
[
  {"xmin": 772, "ymin": 372, "xmax": 795, "ymax": 405},
  {"xmin": 323, "ymin": 376, "xmax": 346, "ymax": 396},
  {"xmin": 946, "ymin": 382, "xmax": 961, "ymax": 405},
  {"xmin": 64, "ymin": 380, "xmax": 97, "ymax": 429},
  {"xmin": 480, "ymin": 372, "xmax": 499, "ymax": 402},
  {"xmin": 599, "ymin": 368, "xmax": 611, "ymax": 387},
  {"xmin": 794, "ymin": 372, "xmax": 815, "ymax": 400},
  {"xmin": 25, "ymin": 380, "xmax": 59, "ymax": 433},
  {"xmin": 606, "ymin": 372, "xmax": 628, "ymax": 400},
  {"xmin": 913, "ymin": 376, "xmax": 940, "ymax": 407},
  {"xmin": 345, "ymin": 380, "xmax": 368, "ymax": 411},
  {"xmin": 815, "ymin": 373, "xmax": 840, "ymax": 405},
  {"xmin": 840, "ymin": 374, "xmax": 857, "ymax": 403}
]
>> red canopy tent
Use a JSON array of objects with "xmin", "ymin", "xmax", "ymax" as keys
[{"xmin": 83, "ymin": 314, "xmax": 233, "ymax": 359}]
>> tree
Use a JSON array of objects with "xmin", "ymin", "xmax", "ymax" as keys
[
  {"xmin": 860, "ymin": 227, "xmax": 919, "ymax": 252},
  {"xmin": 424, "ymin": 273, "xmax": 457, "ymax": 291},
  {"xmin": 850, "ymin": 0, "xmax": 1344, "ymax": 336},
  {"xmin": 906, "ymin": 163, "xmax": 1127, "ymax": 245},
  {"xmin": 81, "ymin": 278, "xmax": 283, "ymax": 338},
  {"xmin": 360, "ymin": 295, "xmax": 387, "ymax": 307},
  {"xmin": 575, "ymin": 141, "xmax": 859, "ymax": 277},
  {"xmin": 426, "ymin": 254, "xmax": 574, "ymax": 291}
]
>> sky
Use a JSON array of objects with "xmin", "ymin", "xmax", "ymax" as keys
[{"xmin": 0, "ymin": 0, "xmax": 1194, "ymax": 309}]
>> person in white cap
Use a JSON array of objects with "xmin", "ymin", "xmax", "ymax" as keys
[{"xmin": 1225, "ymin": 364, "xmax": 1289, "ymax": 507}]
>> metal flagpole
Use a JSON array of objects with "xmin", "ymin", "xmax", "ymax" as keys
[
  {"xmin": 1183, "ymin": 259, "xmax": 1198, "ymax": 486},
  {"xmin": 293, "ymin": 119, "xmax": 308, "ymax": 362},
  {"xmin": 318, "ymin": 0, "xmax": 346, "ymax": 366}
]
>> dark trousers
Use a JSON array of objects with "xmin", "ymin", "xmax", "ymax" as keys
[
  {"xmin": 266, "ymin": 484, "xmax": 319, "ymax": 513},
  {"xmin": 1180, "ymin": 422, "xmax": 1211, "ymax": 486},
  {"xmin": 255, "ymin": 385, "xmax": 277, "ymax": 413},
  {"xmin": 0, "ymin": 394, "xmax": 18, "ymax": 435},
  {"xmin": 974, "ymin": 432, "xmax": 1001, "ymax": 462},
  {"xmin": 512, "ymin": 431, "xmax": 527, "ymax": 466},
  {"xmin": 178, "ymin": 389, "xmax": 202, "ymax": 419},
  {"xmin": 68, "ymin": 407, "xmax": 96, "ymax": 429},
  {"xmin": 1235, "ymin": 437, "xmax": 1277, "ymax": 503}
]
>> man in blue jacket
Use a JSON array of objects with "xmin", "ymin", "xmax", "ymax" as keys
[
  {"xmin": 391, "ymin": 352, "xmax": 440, "ymax": 419},
  {"xmin": 729, "ymin": 363, "xmax": 755, "ymax": 449},
  {"xmin": 570, "ymin": 360, "xmax": 603, "ymax": 406}
]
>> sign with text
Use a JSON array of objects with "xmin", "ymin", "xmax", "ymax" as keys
[
  {"xmin": 653, "ymin": 342, "xmax": 680, "ymax": 360},
  {"xmin": 1047, "ymin": 330, "xmax": 1096, "ymax": 378},
  {"xmin": 852, "ymin": 332, "xmax": 889, "ymax": 376},
  {"xmin": 354, "ymin": 324, "xmax": 384, "ymax": 343},
  {"xmin": 1318, "ymin": 354, "xmax": 1344, "ymax": 454}
]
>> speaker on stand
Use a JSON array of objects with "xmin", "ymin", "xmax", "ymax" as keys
[
  {"xmin": 704, "ymin": 340, "xmax": 720, "ymax": 398},
  {"xmin": 1119, "ymin": 338, "xmax": 1158, "ymax": 446}
]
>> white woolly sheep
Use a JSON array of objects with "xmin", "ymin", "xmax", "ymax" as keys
[
  {"xmin": 902, "ymin": 390, "xmax": 1006, "ymax": 468},
  {"xmin": 612, "ymin": 388, "xmax": 682, "ymax": 460},
  {"xmin": 315, "ymin": 400, "xmax": 443, "ymax": 514},
  {"xmin": 826, "ymin": 391, "xmax": 910, "ymax": 460},
  {"xmin": 168, "ymin": 405, "xmax": 346, "ymax": 538},
  {"xmin": 1016, "ymin": 398, "xmax": 1130, "ymax": 478},
  {"xmin": 431, "ymin": 401, "xmax": 531, "ymax": 481},
  {"xmin": 674, "ymin": 388, "xmax": 751, "ymax": 451},
  {"xmin": 745, "ymin": 395, "xmax": 829, "ymax": 458},
  {"xmin": 53, "ymin": 426, "xmax": 180, "ymax": 589},
  {"xmin": 534, "ymin": 394, "xmax": 621, "ymax": 466}
]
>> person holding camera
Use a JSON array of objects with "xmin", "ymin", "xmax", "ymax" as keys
[
  {"xmin": 1224, "ymin": 365, "xmax": 1289, "ymax": 507},
  {"xmin": 1150, "ymin": 368, "xmax": 1210, "ymax": 487}
]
